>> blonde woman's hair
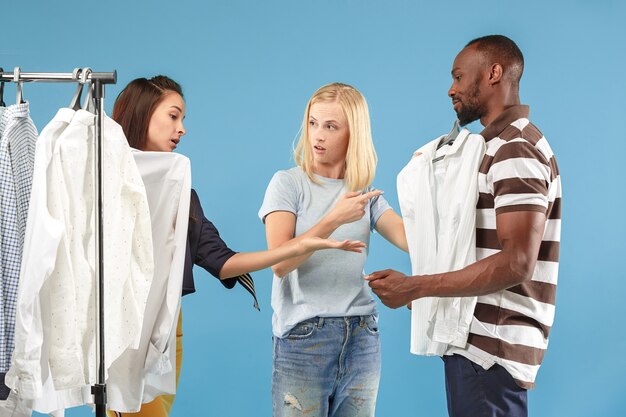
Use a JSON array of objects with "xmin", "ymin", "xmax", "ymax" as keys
[{"xmin": 294, "ymin": 82, "xmax": 377, "ymax": 192}]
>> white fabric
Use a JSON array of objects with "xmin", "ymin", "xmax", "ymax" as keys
[
  {"xmin": 3, "ymin": 110, "xmax": 154, "ymax": 414},
  {"xmin": 1, "ymin": 108, "xmax": 85, "ymax": 416},
  {"xmin": 0, "ymin": 390, "xmax": 33, "ymax": 417},
  {"xmin": 0, "ymin": 378, "xmax": 90, "ymax": 417},
  {"xmin": 397, "ymin": 128, "xmax": 485, "ymax": 356},
  {"xmin": 4, "ymin": 108, "xmax": 74, "ymax": 400},
  {"xmin": 106, "ymin": 150, "xmax": 191, "ymax": 413}
]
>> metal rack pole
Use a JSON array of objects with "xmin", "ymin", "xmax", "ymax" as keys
[
  {"xmin": 91, "ymin": 77, "xmax": 107, "ymax": 417},
  {"xmin": 0, "ymin": 71, "xmax": 116, "ymax": 84},
  {"xmin": 0, "ymin": 68, "xmax": 117, "ymax": 417}
]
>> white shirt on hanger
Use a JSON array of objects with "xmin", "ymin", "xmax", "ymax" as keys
[
  {"xmin": 1, "ymin": 107, "xmax": 82, "ymax": 417},
  {"xmin": 106, "ymin": 150, "xmax": 191, "ymax": 413},
  {"xmin": 5, "ymin": 110, "xmax": 154, "ymax": 404},
  {"xmin": 397, "ymin": 127, "xmax": 485, "ymax": 356},
  {"xmin": 46, "ymin": 111, "xmax": 154, "ymax": 389},
  {"xmin": 4, "ymin": 107, "xmax": 74, "ymax": 401}
]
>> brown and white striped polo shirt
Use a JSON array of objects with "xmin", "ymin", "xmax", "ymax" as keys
[{"xmin": 447, "ymin": 105, "xmax": 561, "ymax": 389}]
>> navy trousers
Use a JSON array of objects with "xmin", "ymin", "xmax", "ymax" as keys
[{"xmin": 443, "ymin": 354, "xmax": 528, "ymax": 417}]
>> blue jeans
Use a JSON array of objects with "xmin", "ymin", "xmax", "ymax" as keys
[
  {"xmin": 443, "ymin": 354, "xmax": 528, "ymax": 417},
  {"xmin": 272, "ymin": 315, "xmax": 381, "ymax": 417}
]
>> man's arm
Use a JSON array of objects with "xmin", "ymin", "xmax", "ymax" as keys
[{"xmin": 366, "ymin": 210, "xmax": 546, "ymax": 308}]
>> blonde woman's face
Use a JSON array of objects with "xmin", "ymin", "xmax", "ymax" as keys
[
  {"xmin": 308, "ymin": 101, "xmax": 349, "ymax": 169},
  {"xmin": 145, "ymin": 92, "xmax": 186, "ymax": 152}
]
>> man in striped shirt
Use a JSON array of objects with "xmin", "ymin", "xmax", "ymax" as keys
[{"xmin": 367, "ymin": 35, "xmax": 561, "ymax": 417}]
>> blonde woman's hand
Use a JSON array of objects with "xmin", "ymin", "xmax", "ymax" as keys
[
  {"xmin": 299, "ymin": 237, "xmax": 366, "ymax": 254},
  {"xmin": 326, "ymin": 190, "xmax": 383, "ymax": 227}
]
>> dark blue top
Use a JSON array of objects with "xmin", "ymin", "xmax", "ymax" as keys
[{"xmin": 183, "ymin": 189, "xmax": 238, "ymax": 296}]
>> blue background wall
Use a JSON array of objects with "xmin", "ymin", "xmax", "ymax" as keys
[{"xmin": 3, "ymin": 1, "xmax": 625, "ymax": 416}]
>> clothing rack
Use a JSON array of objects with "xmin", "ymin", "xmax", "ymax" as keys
[{"xmin": 0, "ymin": 67, "xmax": 117, "ymax": 417}]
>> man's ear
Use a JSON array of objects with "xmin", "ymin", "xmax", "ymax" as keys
[{"xmin": 489, "ymin": 63, "xmax": 503, "ymax": 85}]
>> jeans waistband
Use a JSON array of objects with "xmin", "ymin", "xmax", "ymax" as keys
[{"xmin": 312, "ymin": 315, "xmax": 377, "ymax": 329}]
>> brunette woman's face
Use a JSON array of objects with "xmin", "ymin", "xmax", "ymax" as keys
[{"xmin": 145, "ymin": 92, "xmax": 186, "ymax": 152}]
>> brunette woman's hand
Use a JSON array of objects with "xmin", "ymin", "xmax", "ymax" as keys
[
  {"xmin": 325, "ymin": 190, "xmax": 383, "ymax": 227},
  {"xmin": 298, "ymin": 237, "xmax": 366, "ymax": 254}
]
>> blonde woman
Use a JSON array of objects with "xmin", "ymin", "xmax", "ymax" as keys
[
  {"xmin": 108, "ymin": 76, "xmax": 366, "ymax": 417},
  {"xmin": 259, "ymin": 83, "xmax": 407, "ymax": 417}
]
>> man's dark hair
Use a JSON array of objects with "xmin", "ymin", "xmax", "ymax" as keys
[{"xmin": 466, "ymin": 35, "xmax": 524, "ymax": 86}]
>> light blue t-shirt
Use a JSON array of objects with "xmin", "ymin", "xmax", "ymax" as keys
[{"xmin": 259, "ymin": 166, "xmax": 391, "ymax": 338}]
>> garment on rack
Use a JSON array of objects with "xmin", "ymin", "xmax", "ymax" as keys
[
  {"xmin": 1, "ymin": 103, "xmax": 36, "ymax": 243},
  {"xmin": 1, "ymin": 366, "xmax": 91, "ymax": 417},
  {"xmin": 0, "ymin": 103, "xmax": 37, "ymax": 401},
  {"xmin": 106, "ymin": 150, "xmax": 191, "ymax": 413},
  {"xmin": 1, "ymin": 108, "xmax": 81, "ymax": 417},
  {"xmin": 4, "ymin": 108, "xmax": 73, "ymax": 402},
  {"xmin": 397, "ymin": 125, "xmax": 485, "ymax": 356},
  {"xmin": 5, "ymin": 110, "xmax": 154, "ymax": 401}
]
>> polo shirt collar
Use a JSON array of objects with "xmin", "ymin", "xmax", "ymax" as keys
[{"xmin": 480, "ymin": 104, "xmax": 530, "ymax": 141}]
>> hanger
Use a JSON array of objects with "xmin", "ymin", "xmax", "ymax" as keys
[
  {"xmin": 14, "ymin": 67, "xmax": 25, "ymax": 104},
  {"xmin": 68, "ymin": 67, "xmax": 92, "ymax": 110},
  {"xmin": 438, "ymin": 120, "xmax": 461, "ymax": 149},
  {"xmin": 82, "ymin": 82, "xmax": 94, "ymax": 113},
  {"xmin": 69, "ymin": 68, "xmax": 84, "ymax": 110},
  {"xmin": 433, "ymin": 119, "xmax": 461, "ymax": 163},
  {"xmin": 79, "ymin": 68, "xmax": 94, "ymax": 112},
  {"xmin": 0, "ymin": 67, "xmax": 6, "ymax": 107}
]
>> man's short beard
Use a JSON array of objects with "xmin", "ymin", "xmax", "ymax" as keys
[
  {"xmin": 456, "ymin": 78, "xmax": 485, "ymax": 126},
  {"xmin": 457, "ymin": 104, "xmax": 482, "ymax": 126}
]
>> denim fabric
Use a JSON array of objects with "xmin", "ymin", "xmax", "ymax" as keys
[
  {"xmin": 272, "ymin": 316, "xmax": 381, "ymax": 417},
  {"xmin": 443, "ymin": 354, "xmax": 528, "ymax": 417}
]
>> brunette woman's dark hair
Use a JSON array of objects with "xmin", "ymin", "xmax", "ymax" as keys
[{"xmin": 112, "ymin": 75, "xmax": 184, "ymax": 150}]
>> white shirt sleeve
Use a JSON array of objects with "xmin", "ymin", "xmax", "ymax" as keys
[{"xmin": 5, "ymin": 109, "xmax": 74, "ymax": 399}]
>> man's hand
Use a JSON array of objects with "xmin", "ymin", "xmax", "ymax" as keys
[{"xmin": 365, "ymin": 269, "xmax": 418, "ymax": 309}]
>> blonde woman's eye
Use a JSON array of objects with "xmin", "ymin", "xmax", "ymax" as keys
[
  {"xmin": 170, "ymin": 114, "xmax": 178, "ymax": 120},
  {"xmin": 327, "ymin": 124, "xmax": 337, "ymax": 130}
]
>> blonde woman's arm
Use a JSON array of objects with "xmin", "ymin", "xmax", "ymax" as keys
[
  {"xmin": 265, "ymin": 190, "xmax": 382, "ymax": 277},
  {"xmin": 374, "ymin": 210, "xmax": 408, "ymax": 252}
]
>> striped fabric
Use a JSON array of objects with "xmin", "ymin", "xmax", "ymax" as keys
[
  {"xmin": 237, "ymin": 273, "xmax": 259, "ymax": 311},
  {"xmin": 449, "ymin": 105, "xmax": 561, "ymax": 389}
]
